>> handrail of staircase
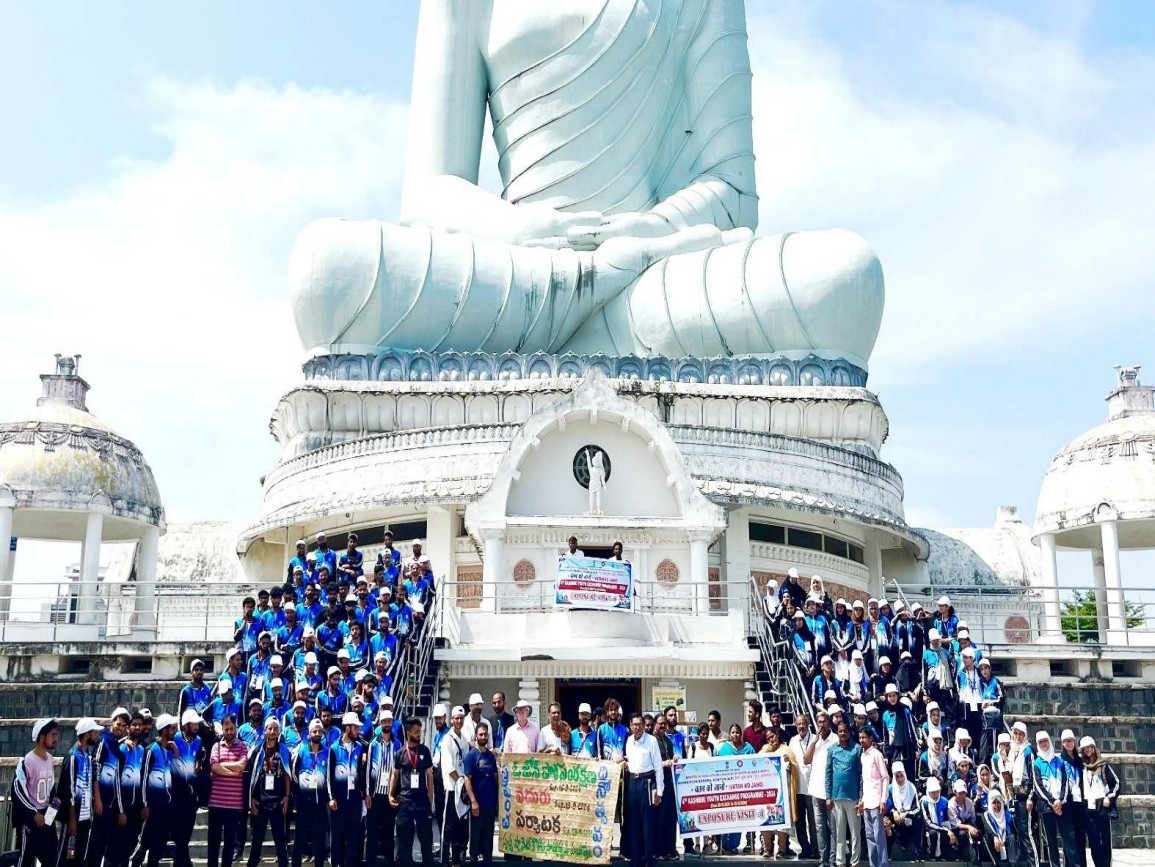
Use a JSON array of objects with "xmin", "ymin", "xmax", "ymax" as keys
[
  {"xmin": 747, "ymin": 575, "xmax": 811, "ymax": 721},
  {"xmin": 394, "ymin": 576, "xmax": 445, "ymax": 722}
]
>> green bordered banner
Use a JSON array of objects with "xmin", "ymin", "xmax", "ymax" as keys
[{"xmin": 498, "ymin": 753, "xmax": 622, "ymax": 864}]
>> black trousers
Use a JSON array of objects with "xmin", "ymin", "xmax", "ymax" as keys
[
  {"xmin": 110, "ymin": 805, "xmax": 144, "ymax": 867},
  {"xmin": 432, "ymin": 777, "xmax": 446, "ymax": 847},
  {"xmin": 85, "ymin": 806, "xmax": 121, "ymax": 867},
  {"xmin": 1041, "ymin": 811, "xmax": 1078, "ymax": 867},
  {"xmin": 293, "ymin": 801, "xmax": 329, "ymax": 867},
  {"xmin": 331, "ymin": 799, "xmax": 365, "ymax": 867},
  {"xmin": 395, "ymin": 808, "xmax": 434, "ymax": 867},
  {"xmin": 171, "ymin": 798, "xmax": 199, "ymax": 867},
  {"xmin": 141, "ymin": 802, "xmax": 174, "ymax": 867},
  {"xmin": 366, "ymin": 796, "xmax": 397, "ymax": 867},
  {"xmin": 657, "ymin": 770, "xmax": 678, "ymax": 857},
  {"xmin": 441, "ymin": 788, "xmax": 467, "ymax": 865},
  {"xmin": 796, "ymin": 793, "xmax": 818, "ymax": 857},
  {"xmin": 1084, "ymin": 808, "xmax": 1112, "ymax": 867},
  {"xmin": 249, "ymin": 803, "xmax": 289, "ymax": 867},
  {"xmin": 468, "ymin": 807, "xmax": 496, "ymax": 866},
  {"xmin": 1068, "ymin": 802, "xmax": 1087, "ymax": 867},
  {"xmin": 625, "ymin": 775, "xmax": 658, "ymax": 867},
  {"xmin": 207, "ymin": 807, "xmax": 244, "ymax": 867},
  {"xmin": 18, "ymin": 822, "xmax": 58, "ymax": 867},
  {"xmin": 59, "ymin": 819, "xmax": 92, "ymax": 867}
]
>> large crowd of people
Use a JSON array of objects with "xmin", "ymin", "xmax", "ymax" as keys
[{"xmin": 5, "ymin": 541, "xmax": 1124, "ymax": 867}]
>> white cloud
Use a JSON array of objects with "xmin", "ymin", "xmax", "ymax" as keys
[
  {"xmin": 745, "ymin": 1, "xmax": 1155, "ymax": 386},
  {"xmin": 0, "ymin": 78, "xmax": 408, "ymax": 519}
]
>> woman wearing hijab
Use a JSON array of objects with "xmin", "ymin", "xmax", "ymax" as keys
[
  {"xmin": 883, "ymin": 761, "xmax": 921, "ymax": 858},
  {"xmin": 843, "ymin": 650, "xmax": 871, "ymax": 706},
  {"xmin": 1031, "ymin": 731, "xmax": 1079, "ymax": 867},
  {"xmin": 918, "ymin": 729, "xmax": 949, "ymax": 791},
  {"xmin": 831, "ymin": 600, "xmax": 854, "ymax": 683},
  {"xmin": 1079, "ymin": 737, "xmax": 1120, "ymax": 867},
  {"xmin": 982, "ymin": 790, "xmax": 1021, "ymax": 866},
  {"xmin": 790, "ymin": 611, "xmax": 819, "ymax": 678}
]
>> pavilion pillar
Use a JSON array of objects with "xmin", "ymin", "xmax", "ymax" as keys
[
  {"xmin": 481, "ymin": 531, "xmax": 503, "ymax": 614},
  {"xmin": 690, "ymin": 533, "xmax": 710, "ymax": 616},
  {"xmin": 426, "ymin": 506, "xmax": 456, "ymax": 596},
  {"xmin": 518, "ymin": 677, "xmax": 542, "ymax": 730},
  {"xmin": 79, "ymin": 512, "xmax": 104, "ymax": 626},
  {"xmin": 1038, "ymin": 533, "xmax": 1062, "ymax": 638},
  {"xmin": 1099, "ymin": 519, "xmax": 1126, "ymax": 643},
  {"xmin": 723, "ymin": 509, "xmax": 750, "ymax": 613},
  {"xmin": 0, "ymin": 505, "xmax": 13, "ymax": 618},
  {"xmin": 1090, "ymin": 550, "xmax": 1109, "ymax": 643},
  {"xmin": 134, "ymin": 525, "xmax": 160, "ymax": 632}
]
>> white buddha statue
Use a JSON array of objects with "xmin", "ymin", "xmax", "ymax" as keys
[{"xmin": 289, "ymin": 0, "xmax": 884, "ymax": 370}]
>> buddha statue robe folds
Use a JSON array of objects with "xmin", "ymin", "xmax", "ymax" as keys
[{"xmin": 289, "ymin": 0, "xmax": 885, "ymax": 370}]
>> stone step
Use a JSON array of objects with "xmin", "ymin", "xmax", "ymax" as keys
[{"xmin": 1003, "ymin": 681, "xmax": 1155, "ymax": 716}]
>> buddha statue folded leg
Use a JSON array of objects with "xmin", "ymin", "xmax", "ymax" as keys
[
  {"xmin": 564, "ymin": 229, "xmax": 885, "ymax": 370},
  {"xmin": 289, "ymin": 218, "xmax": 883, "ymax": 368}
]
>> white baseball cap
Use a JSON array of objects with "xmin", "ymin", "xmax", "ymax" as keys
[
  {"xmin": 926, "ymin": 778, "xmax": 941, "ymax": 792},
  {"xmin": 219, "ymin": 679, "xmax": 233, "ymax": 692},
  {"xmin": 884, "ymin": 684, "xmax": 899, "ymax": 695},
  {"xmin": 953, "ymin": 780, "xmax": 967, "ymax": 793},
  {"xmin": 379, "ymin": 709, "xmax": 395, "ymax": 721},
  {"xmin": 156, "ymin": 714, "xmax": 179, "ymax": 731},
  {"xmin": 787, "ymin": 567, "xmax": 800, "ymax": 579},
  {"xmin": 270, "ymin": 678, "xmax": 284, "ymax": 688},
  {"xmin": 270, "ymin": 655, "xmax": 283, "ymax": 666},
  {"xmin": 1061, "ymin": 729, "xmax": 1076, "ymax": 742},
  {"xmin": 865, "ymin": 701, "xmax": 878, "ymax": 712},
  {"xmin": 1013, "ymin": 721, "xmax": 1028, "ymax": 734},
  {"xmin": 998, "ymin": 733, "xmax": 1011, "ymax": 744},
  {"xmin": 515, "ymin": 700, "xmax": 532, "ymax": 711},
  {"xmin": 956, "ymin": 728, "xmax": 971, "ymax": 740},
  {"xmin": 341, "ymin": 712, "xmax": 361, "ymax": 726},
  {"xmin": 76, "ymin": 718, "xmax": 103, "ymax": 735},
  {"xmin": 468, "ymin": 693, "xmax": 484, "ymax": 706},
  {"xmin": 327, "ymin": 666, "xmax": 341, "ymax": 677},
  {"xmin": 337, "ymin": 649, "xmax": 350, "ymax": 660},
  {"xmin": 1080, "ymin": 736, "xmax": 1096, "ymax": 749},
  {"xmin": 432, "ymin": 703, "xmax": 448, "ymax": 718},
  {"xmin": 852, "ymin": 704, "xmax": 867, "ymax": 716},
  {"xmin": 878, "ymin": 655, "xmax": 891, "ymax": 667},
  {"xmin": 961, "ymin": 647, "xmax": 975, "ymax": 658},
  {"xmin": 181, "ymin": 709, "xmax": 202, "ymax": 727},
  {"xmin": 578, "ymin": 703, "xmax": 593, "ymax": 715},
  {"xmin": 927, "ymin": 628, "xmax": 940, "ymax": 640},
  {"xmin": 824, "ymin": 690, "xmax": 839, "ymax": 701},
  {"xmin": 110, "ymin": 707, "xmax": 131, "ymax": 722},
  {"xmin": 926, "ymin": 701, "xmax": 940, "ymax": 711}
]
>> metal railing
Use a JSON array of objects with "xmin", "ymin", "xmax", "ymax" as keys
[
  {"xmin": 747, "ymin": 576, "xmax": 811, "ymax": 719},
  {"xmin": 394, "ymin": 578, "xmax": 445, "ymax": 722}
]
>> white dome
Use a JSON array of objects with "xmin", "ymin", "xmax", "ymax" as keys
[
  {"xmin": 1035, "ymin": 367, "xmax": 1155, "ymax": 544},
  {"xmin": 0, "ymin": 359, "xmax": 164, "ymax": 528}
]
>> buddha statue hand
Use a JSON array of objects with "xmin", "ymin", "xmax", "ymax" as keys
[
  {"xmin": 509, "ymin": 203, "xmax": 604, "ymax": 249},
  {"xmin": 593, "ymin": 224, "xmax": 753, "ymax": 277},
  {"xmin": 566, "ymin": 212, "xmax": 671, "ymax": 250}
]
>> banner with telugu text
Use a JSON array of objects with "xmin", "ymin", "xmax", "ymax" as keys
[
  {"xmin": 498, "ymin": 753, "xmax": 621, "ymax": 865},
  {"xmin": 555, "ymin": 555, "xmax": 633, "ymax": 612},
  {"xmin": 673, "ymin": 754, "xmax": 792, "ymax": 838}
]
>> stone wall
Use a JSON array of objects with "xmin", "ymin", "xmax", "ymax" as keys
[{"xmin": 0, "ymin": 681, "xmax": 181, "ymax": 723}]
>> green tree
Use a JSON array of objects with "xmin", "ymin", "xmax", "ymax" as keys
[{"xmin": 1060, "ymin": 589, "xmax": 1146, "ymax": 643}]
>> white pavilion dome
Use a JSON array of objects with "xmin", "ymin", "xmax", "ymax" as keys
[
  {"xmin": 0, "ymin": 356, "xmax": 164, "ymax": 529},
  {"xmin": 1035, "ymin": 366, "xmax": 1155, "ymax": 546}
]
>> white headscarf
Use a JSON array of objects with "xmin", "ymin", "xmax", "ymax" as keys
[{"xmin": 889, "ymin": 762, "xmax": 917, "ymax": 811}]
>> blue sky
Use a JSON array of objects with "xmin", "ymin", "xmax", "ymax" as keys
[{"xmin": 3, "ymin": 0, "xmax": 1155, "ymax": 568}]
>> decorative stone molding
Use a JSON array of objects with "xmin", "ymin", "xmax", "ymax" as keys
[
  {"xmin": 441, "ymin": 659, "xmax": 756, "ymax": 680},
  {"xmin": 1005, "ymin": 615, "xmax": 1031, "ymax": 644},
  {"xmin": 749, "ymin": 542, "xmax": 871, "ymax": 583},
  {"xmin": 655, "ymin": 559, "xmax": 680, "ymax": 585},
  {"xmin": 302, "ymin": 349, "xmax": 868, "ymax": 389},
  {"xmin": 455, "ymin": 565, "xmax": 482, "ymax": 610}
]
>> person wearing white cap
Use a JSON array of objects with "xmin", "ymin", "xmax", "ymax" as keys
[
  {"xmin": 58, "ymin": 718, "xmax": 102, "ymax": 867},
  {"xmin": 291, "ymin": 719, "xmax": 331, "ymax": 867},
  {"xmin": 923, "ymin": 628, "xmax": 957, "ymax": 730},
  {"xmin": 1032, "ymin": 730, "xmax": 1079, "ymax": 867},
  {"xmin": 219, "ymin": 646, "xmax": 250, "ymax": 707},
  {"xmin": 461, "ymin": 693, "xmax": 487, "ymax": 750},
  {"xmin": 139, "ymin": 714, "xmax": 180, "ymax": 867},
  {"xmin": 330, "ymin": 713, "xmax": 368, "ymax": 867},
  {"xmin": 238, "ymin": 699, "xmax": 268, "ymax": 750},
  {"xmin": 404, "ymin": 540, "xmax": 434, "ymax": 600},
  {"xmin": 947, "ymin": 777, "xmax": 980, "ymax": 859},
  {"xmin": 282, "ymin": 702, "xmax": 311, "ymax": 750},
  {"xmin": 1078, "ymin": 736, "xmax": 1120, "ymax": 867},
  {"xmin": 14, "ymin": 719, "xmax": 60, "ymax": 867},
  {"xmin": 206, "ymin": 680, "xmax": 243, "ymax": 738},
  {"xmin": 287, "ymin": 539, "xmax": 311, "ymax": 586},
  {"xmin": 438, "ymin": 706, "xmax": 469, "ymax": 865},
  {"xmin": 1059, "ymin": 729, "xmax": 1090, "ymax": 860},
  {"xmin": 950, "ymin": 728, "xmax": 976, "ymax": 774},
  {"xmin": 810, "ymin": 655, "xmax": 840, "ymax": 712},
  {"xmin": 178, "ymin": 658, "xmax": 213, "ymax": 722},
  {"xmin": 89, "ymin": 707, "xmax": 132, "ymax": 867},
  {"xmin": 365, "ymin": 709, "xmax": 397, "ymax": 866},
  {"xmin": 318, "ymin": 665, "xmax": 350, "ymax": 721},
  {"xmin": 919, "ymin": 777, "xmax": 951, "ymax": 860},
  {"xmin": 246, "ymin": 718, "xmax": 291, "ymax": 867},
  {"xmin": 933, "ymin": 596, "xmax": 958, "ymax": 640},
  {"xmin": 845, "ymin": 649, "xmax": 870, "ymax": 703},
  {"xmin": 880, "ymin": 683, "xmax": 915, "ymax": 772},
  {"xmin": 312, "ymin": 532, "xmax": 337, "ymax": 583},
  {"xmin": 780, "ymin": 566, "xmax": 806, "ymax": 610},
  {"xmin": 918, "ymin": 728, "xmax": 949, "ymax": 789},
  {"xmin": 428, "ymin": 702, "xmax": 450, "ymax": 847},
  {"xmin": 570, "ymin": 703, "xmax": 597, "ymax": 758},
  {"xmin": 171, "ymin": 711, "xmax": 206, "ymax": 866}
]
